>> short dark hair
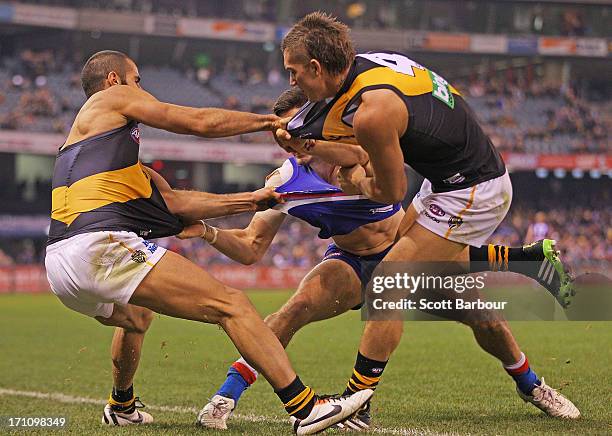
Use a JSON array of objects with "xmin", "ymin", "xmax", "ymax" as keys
[
  {"xmin": 81, "ymin": 50, "xmax": 130, "ymax": 98},
  {"xmin": 281, "ymin": 11, "xmax": 355, "ymax": 75},
  {"xmin": 273, "ymin": 87, "xmax": 308, "ymax": 116}
]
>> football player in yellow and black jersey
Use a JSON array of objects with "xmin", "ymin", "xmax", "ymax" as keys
[
  {"xmin": 276, "ymin": 12, "xmax": 579, "ymax": 422},
  {"xmin": 45, "ymin": 50, "xmax": 372, "ymax": 433}
]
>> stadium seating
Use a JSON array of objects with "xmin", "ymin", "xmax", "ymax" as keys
[{"xmin": 1, "ymin": 51, "xmax": 609, "ymax": 153}]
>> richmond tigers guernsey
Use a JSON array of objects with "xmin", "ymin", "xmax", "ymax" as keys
[
  {"xmin": 287, "ymin": 51, "xmax": 506, "ymax": 193},
  {"xmin": 48, "ymin": 121, "xmax": 183, "ymax": 245}
]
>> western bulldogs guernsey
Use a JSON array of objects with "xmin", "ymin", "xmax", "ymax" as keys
[
  {"xmin": 273, "ymin": 157, "xmax": 401, "ymax": 239},
  {"xmin": 287, "ymin": 51, "xmax": 506, "ymax": 193}
]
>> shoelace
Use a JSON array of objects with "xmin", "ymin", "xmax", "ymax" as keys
[
  {"xmin": 316, "ymin": 393, "xmax": 359, "ymax": 405},
  {"xmin": 535, "ymin": 385, "xmax": 564, "ymax": 408},
  {"xmin": 208, "ymin": 397, "xmax": 232, "ymax": 418},
  {"xmin": 317, "ymin": 393, "xmax": 340, "ymax": 400}
]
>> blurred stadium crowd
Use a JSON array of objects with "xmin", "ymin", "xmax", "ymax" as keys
[
  {"xmin": 1, "ymin": 49, "xmax": 610, "ymax": 154},
  {"xmin": 15, "ymin": 0, "xmax": 608, "ymax": 37}
]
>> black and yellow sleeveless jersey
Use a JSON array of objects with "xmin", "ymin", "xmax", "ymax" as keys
[
  {"xmin": 287, "ymin": 51, "xmax": 506, "ymax": 193},
  {"xmin": 48, "ymin": 121, "xmax": 183, "ymax": 245}
]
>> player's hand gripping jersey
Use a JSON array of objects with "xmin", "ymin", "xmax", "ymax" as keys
[
  {"xmin": 271, "ymin": 157, "xmax": 401, "ymax": 239},
  {"xmin": 287, "ymin": 52, "xmax": 506, "ymax": 193}
]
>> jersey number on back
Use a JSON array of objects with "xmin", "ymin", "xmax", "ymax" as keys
[{"xmin": 358, "ymin": 52, "xmax": 455, "ymax": 109}]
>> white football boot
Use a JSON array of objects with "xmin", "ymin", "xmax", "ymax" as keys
[
  {"xmin": 102, "ymin": 398, "xmax": 153, "ymax": 426},
  {"xmin": 334, "ymin": 400, "xmax": 371, "ymax": 431},
  {"xmin": 197, "ymin": 395, "xmax": 235, "ymax": 429},
  {"xmin": 517, "ymin": 378, "xmax": 580, "ymax": 419},
  {"xmin": 291, "ymin": 389, "xmax": 373, "ymax": 435}
]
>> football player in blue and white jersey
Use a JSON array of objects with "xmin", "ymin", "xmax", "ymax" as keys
[{"xmin": 180, "ymin": 87, "xmax": 403, "ymax": 429}]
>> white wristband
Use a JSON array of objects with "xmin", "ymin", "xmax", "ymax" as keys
[
  {"xmin": 209, "ymin": 226, "xmax": 219, "ymax": 245},
  {"xmin": 200, "ymin": 220, "xmax": 219, "ymax": 245}
]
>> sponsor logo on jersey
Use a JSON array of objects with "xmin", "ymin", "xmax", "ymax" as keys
[
  {"xmin": 448, "ymin": 215, "xmax": 463, "ymax": 229},
  {"xmin": 424, "ymin": 211, "xmax": 440, "ymax": 223},
  {"xmin": 131, "ymin": 249, "xmax": 147, "ymax": 263},
  {"xmin": 443, "ymin": 173, "xmax": 466, "ymax": 185},
  {"xmin": 429, "ymin": 203, "xmax": 446, "ymax": 217},
  {"xmin": 130, "ymin": 126, "xmax": 140, "ymax": 144}
]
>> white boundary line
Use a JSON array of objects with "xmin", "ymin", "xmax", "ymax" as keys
[{"xmin": 0, "ymin": 387, "xmax": 455, "ymax": 435}]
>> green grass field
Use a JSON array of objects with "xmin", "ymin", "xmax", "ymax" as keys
[{"xmin": 1, "ymin": 292, "xmax": 611, "ymax": 435}]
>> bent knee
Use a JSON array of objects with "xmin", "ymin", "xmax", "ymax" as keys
[
  {"xmin": 131, "ymin": 308, "xmax": 154, "ymax": 333},
  {"xmin": 265, "ymin": 298, "xmax": 312, "ymax": 330},
  {"xmin": 121, "ymin": 307, "xmax": 155, "ymax": 333},
  {"xmin": 283, "ymin": 297, "xmax": 313, "ymax": 318},
  {"xmin": 213, "ymin": 287, "xmax": 259, "ymax": 322}
]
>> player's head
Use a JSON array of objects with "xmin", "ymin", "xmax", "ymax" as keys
[
  {"xmin": 273, "ymin": 87, "xmax": 312, "ymax": 164},
  {"xmin": 81, "ymin": 50, "xmax": 142, "ymax": 98},
  {"xmin": 273, "ymin": 86, "xmax": 308, "ymax": 118},
  {"xmin": 281, "ymin": 12, "xmax": 355, "ymax": 102}
]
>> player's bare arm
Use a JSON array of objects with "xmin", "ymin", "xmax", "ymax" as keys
[
  {"xmin": 274, "ymin": 126, "xmax": 369, "ymax": 167},
  {"xmin": 109, "ymin": 85, "xmax": 281, "ymax": 137},
  {"xmin": 144, "ymin": 166, "xmax": 281, "ymax": 221},
  {"xmin": 340, "ymin": 89, "xmax": 408, "ymax": 204},
  {"xmin": 300, "ymin": 140, "xmax": 370, "ymax": 168},
  {"xmin": 179, "ymin": 210, "xmax": 286, "ymax": 265}
]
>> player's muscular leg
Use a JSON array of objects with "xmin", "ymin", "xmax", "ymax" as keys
[
  {"xmin": 265, "ymin": 260, "xmax": 362, "ymax": 347},
  {"xmin": 96, "ymin": 304, "xmax": 154, "ymax": 390},
  {"xmin": 395, "ymin": 203, "xmax": 419, "ymax": 240},
  {"xmin": 449, "ymin": 247, "xmax": 521, "ymax": 365},
  {"xmin": 359, "ymin": 223, "xmax": 467, "ymax": 361},
  {"xmin": 128, "ymin": 250, "xmax": 296, "ymax": 390}
]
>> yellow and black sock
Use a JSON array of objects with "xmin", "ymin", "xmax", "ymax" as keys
[
  {"xmin": 469, "ymin": 244, "xmax": 534, "ymax": 273},
  {"xmin": 109, "ymin": 385, "xmax": 135, "ymax": 413},
  {"xmin": 275, "ymin": 376, "xmax": 316, "ymax": 420},
  {"xmin": 343, "ymin": 351, "xmax": 387, "ymax": 396}
]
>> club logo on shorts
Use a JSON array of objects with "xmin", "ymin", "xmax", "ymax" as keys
[
  {"xmin": 448, "ymin": 215, "xmax": 463, "ymax": 229},
  {"xmin": 130, "ymin": 126, "xmax": 140, "ymax": 144},
  {"xmin": 429, "ymin": 203, "xmax": 446, "ymax": 217},
  {"xmin": 131, "ymin": 250, "xmax": 147, "ymax": 264}
]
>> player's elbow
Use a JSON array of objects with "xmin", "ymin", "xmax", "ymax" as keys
[
  {"xmin": 394, "ymin": 187, "xmax": 407, "ymax": 203},
  {"xmin": 374, "ymin": 185, "xmax": 406, "ymax": 204},
  {"xmin": 164, "ymin": 189, "xmax": 189, "ymax": 217},
  {"xmin": 239, "ymin": 253, "xmax": 259, "ymax": 266},
  {"xmin": 238, "ymin": 239, "xmax": 265, "ymax": 265},
  {"xmin": 388, "ymin": 188, "xmax": 406, "ymax": 204},
  {"xmin": 356, "ymin": 148, "xmax": 370, "ymax": 166}
]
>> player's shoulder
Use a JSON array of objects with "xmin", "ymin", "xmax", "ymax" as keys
[{"xmin": 93, "ymin": 85, "xmax": 155, "ymax": 109}]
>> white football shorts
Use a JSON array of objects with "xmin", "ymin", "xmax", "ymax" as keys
[
  {"xmin": 411, "ymin": 171, "xmax": 512, "ymax": 247},
  {"xmin": 45, "ymin": 231, "xmax": 166, "ymax": 318}
]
